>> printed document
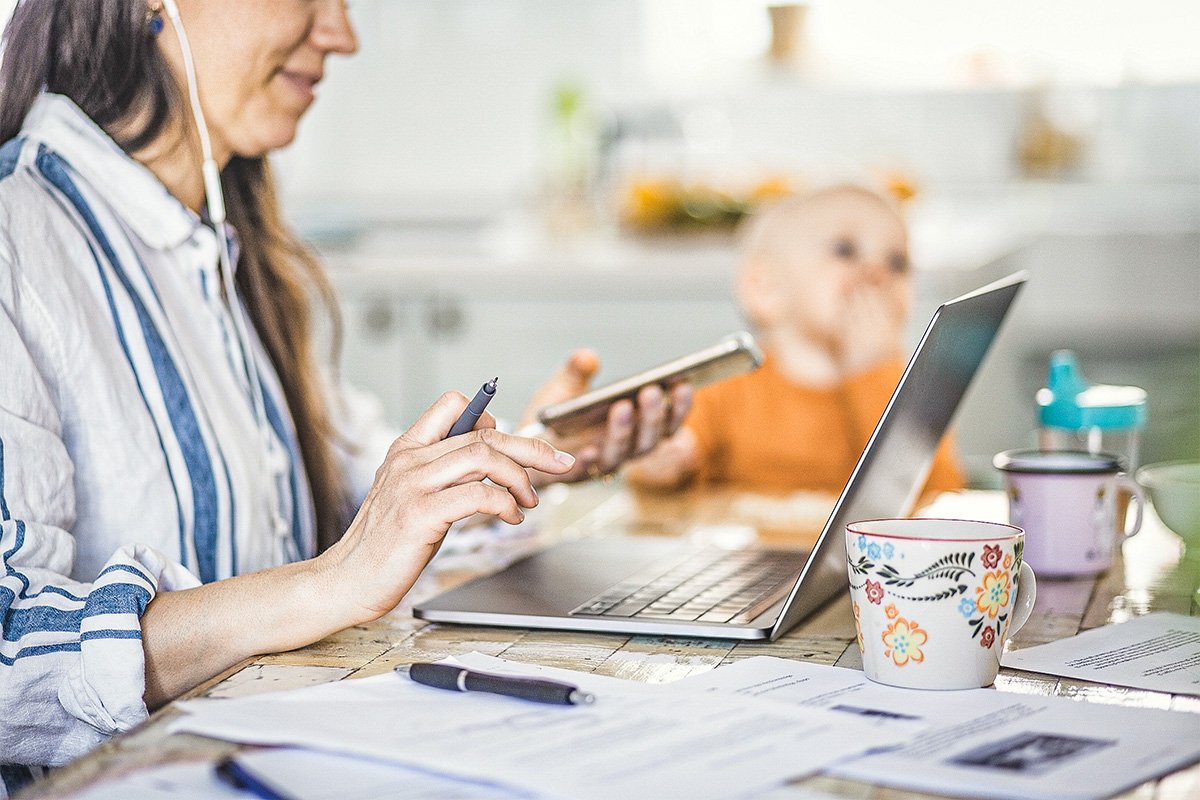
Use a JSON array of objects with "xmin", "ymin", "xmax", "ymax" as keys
[
  {"xmin": 170, "ymin": 654, "xmax": 902, "ymax": 800},
  {"xmin": 69, "ymin": 748, "xmax": 528, "ymax": 800},
  {"xmin": 1001, "ymin": 612, "xmax": 1200, "ymax": 696},
  {"xmin": 680, "ymin": 656, "xmax": 1200, "ymax": 800}
]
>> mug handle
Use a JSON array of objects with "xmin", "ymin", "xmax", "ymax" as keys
[
  {"xmin": 1115, "ymin": 474, "xmax": 1145, "ymax": 540},
  {"xmin": 1009, "ymin": 561, "xmax": 1038, "ymax": 637}
]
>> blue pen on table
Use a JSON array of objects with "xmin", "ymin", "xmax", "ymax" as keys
[
  {"xmin": 214, "ymin": 755, "xmax": 295, "ymax": 800},
  {"xmin": 398, "ymin": 662, "xmax": 596, "ymax": 706},
  {"xmin": 446, "ymin": 377, "xmax": 498, "ymax": 438}
]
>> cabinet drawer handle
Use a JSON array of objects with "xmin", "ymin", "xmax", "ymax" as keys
[
  {"xmin": 429, "ymin": 299, "xmax": 465, "ymax": 337},
  {"xmin": 362, "ymin": 303, "xmax": 396, "ymax": 335}
]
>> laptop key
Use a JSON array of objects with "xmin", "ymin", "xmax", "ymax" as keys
[
  {"xmin": 570, "ymin": 547, "xmax": 809, "ymax": 621},
  {"xmin": 603, "ymin": 599, "xmax": 654, "ymax": 617}
]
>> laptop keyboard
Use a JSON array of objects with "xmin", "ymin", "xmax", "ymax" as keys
[{"xmin": 569, "ymin": 547, "xmax": 808, "ymax": 625}]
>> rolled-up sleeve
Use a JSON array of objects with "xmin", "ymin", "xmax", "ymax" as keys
[{"xmin": 0, "ymin": 275, "xmax": 197, "ymax": 769}]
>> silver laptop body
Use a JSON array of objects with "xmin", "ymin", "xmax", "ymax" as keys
[{"xmin": 414, "ymin": 272, "xmax": 1026, "ymax": 641}]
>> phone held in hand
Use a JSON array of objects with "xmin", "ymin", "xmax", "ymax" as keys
[{"xmin": 536, "ymin": 332, "xmax": 764, "ymax": 436}]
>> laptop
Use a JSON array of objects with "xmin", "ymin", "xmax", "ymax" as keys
[{"xmin": 415, "ymin": 272, "xmax": 1027, "ymax": 641}]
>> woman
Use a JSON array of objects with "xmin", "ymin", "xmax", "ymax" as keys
[{"xmin": 0, "ymin": 0, "xmax": 687, "ymax": 788}]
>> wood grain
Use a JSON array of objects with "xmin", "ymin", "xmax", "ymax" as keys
[{"xmin": 20, "ymin": 487, "xmax": 1199, "ymax": 799}]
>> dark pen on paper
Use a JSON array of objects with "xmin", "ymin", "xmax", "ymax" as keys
[
  {"xmin": 213, "ymin": 755, "xmax": 296, "ymax": 800},
  {"xmin": 398, "ymin": 662, "xmax": 596, "ymax": 706},
  {"xmin": 446, "ymin": 377, "xmax": 498, "ymax": 438}
]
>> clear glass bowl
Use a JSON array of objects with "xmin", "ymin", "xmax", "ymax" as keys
[{"xmin": 1136, "ymin": 460, "xmax": 1200, "ymax": 549}]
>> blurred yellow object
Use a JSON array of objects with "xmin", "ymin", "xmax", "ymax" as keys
[
  {"xmin": 620, "ymin": 176, "xmax": 796, "ymax": 235},
  {"xmin": 883, "ymin": 173, "xmax": 918, "ymax": 203},
  {"xmin": 748, "ymin": 175, "xmax": 795, "ymax": 203}
]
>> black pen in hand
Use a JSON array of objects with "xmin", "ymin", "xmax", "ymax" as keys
[
  {"xmin": 399, "ymin": 662, "xmax": 596, "ymax": 706},
  {"xmin": 446, "ymin": 377, "xmax": 498, "ymax": 438}
]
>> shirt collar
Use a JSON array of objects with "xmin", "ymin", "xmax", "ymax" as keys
[{"xmin": 20, "ymin": 93, "xmax": 202, "ymax": 251}]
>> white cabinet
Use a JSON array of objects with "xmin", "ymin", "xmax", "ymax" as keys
[{"xmin": 329, "ymin": 266, "xmax": 746, "ymax": 427}]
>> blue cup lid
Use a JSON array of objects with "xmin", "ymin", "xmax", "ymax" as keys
[
  {"xmin": 1037, "ymin": 350, "xmax": 1146, "ymax": 431},
  {"xmin": 994, "ymin": 449, "xmax": 1125, "ymax": 474}
]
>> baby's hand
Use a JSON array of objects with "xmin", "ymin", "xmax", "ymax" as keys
[{"xmin": 834, "ymin": 283, "xmax": 906, "ymax": 376}]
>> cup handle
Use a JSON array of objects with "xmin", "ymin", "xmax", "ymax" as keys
[
  {"xmin": 1115, "ymin": 474, "xmax": 1145, "ymax": 540},
  {"xmin": 1009, "ymin": 561, "xmax": 1037, "ymax": 637}
]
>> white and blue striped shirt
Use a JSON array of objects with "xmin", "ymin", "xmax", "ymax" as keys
[{"xmin": 0, "ymin": 93, "xmax": 390, "ymax": 786}]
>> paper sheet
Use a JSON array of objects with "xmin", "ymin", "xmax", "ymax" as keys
[
  {"xmin": 1001, "ymin": 612, "xmax": 1200, "ymax": 696},
  {"xmin": 680, "ymin": 656, "xmax": 1200, "ymax": 800},
  {"xmin": 170, "ymin": 654, "xmax": 903, "ymax": 800},
  {"xmin": 68, "ymin": 748, "xmax": 527, "ymax": 799}
]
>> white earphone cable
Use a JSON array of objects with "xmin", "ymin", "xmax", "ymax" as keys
[{"xmin": 160, "ymin": 0, "xmax": 291, "ymax": 545}]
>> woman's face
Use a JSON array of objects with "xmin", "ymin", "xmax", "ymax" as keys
[{"xmin": 158, "ymin": 0, "xmax": 357, "ymax": 161}]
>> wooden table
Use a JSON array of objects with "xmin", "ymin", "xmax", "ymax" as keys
[{"xmin": 22, "ymin": 484, "xmax": 1200, "ymax": 799}]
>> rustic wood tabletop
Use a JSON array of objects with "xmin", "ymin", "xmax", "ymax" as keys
[{"xmin": 23, "ymin": 483, "xmax": 1200, "ymax": 799}]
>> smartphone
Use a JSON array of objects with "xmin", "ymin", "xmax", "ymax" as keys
[{"xmin": 536, "ymin": 332, "xmax": 763, "ymax": 435}]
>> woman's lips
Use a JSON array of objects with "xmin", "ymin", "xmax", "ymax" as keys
[{"xmin": 278, "ymin": 70, "xmax": 320, "ymax": 104}]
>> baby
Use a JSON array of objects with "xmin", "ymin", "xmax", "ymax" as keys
[{"xmin": 627, "ymin": 184, "xmax": 964, "ymax": 496}]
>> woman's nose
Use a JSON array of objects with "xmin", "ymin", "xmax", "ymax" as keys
[{"xmin": 312, "ymin": 0, "xmax": 359, "ymax": 56}]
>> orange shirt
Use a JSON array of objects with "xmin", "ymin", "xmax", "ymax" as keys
[{"xmin": 686, "ymin": 356, "xmax": 965, "ymax": 497}]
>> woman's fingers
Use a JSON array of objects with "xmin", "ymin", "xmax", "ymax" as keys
[
  {"xmin": 632, "ymin": 384, "xmax": 666, "ymax": 456},
  {"xmin": 424, "ymin": 435, "xmax": 565, "ymax": 509},
  {"xmin": 418, "ymin": 481, "xmax": 530, "ymax": 527},
  {"xmin": 664, "ymin": 383, "xmax": 692, "ymax": 437},
  {"xmin": 595, "ymin": 398, "xmax": 636, "ymax": 472},
  {"xmin": 517, "ymin": 349, "xmax": 600, "ymax": 429},
  {"xmin": 402, "ymin": 390, "xmax": 472, "ymax": 446}
]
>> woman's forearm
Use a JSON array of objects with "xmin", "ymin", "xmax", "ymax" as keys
[
  {"xmin": 138, "ymin": 400, "xmax": 577, "ymax": 710},
  {"xmin": 139, "ymin": 556, "xmax": 344, "ymax": 708}
]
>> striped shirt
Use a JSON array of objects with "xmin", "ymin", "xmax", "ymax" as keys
[{"xmin": 0, "ymin": 93, "xmax": 390, "ymax": 786}]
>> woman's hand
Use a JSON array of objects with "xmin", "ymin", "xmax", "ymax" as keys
[
  {"xmin": 318, "ymin": 391, "xmax": 576, "ymax": 625},
  {"xmin": 519, "ymin": 350, "xmax": 692, "ymax": 486},
  {"xmin": 622, "ymin": 426, "xmax": 701, "ymax": 490}
]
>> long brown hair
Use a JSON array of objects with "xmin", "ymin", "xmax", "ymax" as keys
[{"xmin": 0, "ymin": 0, "xmax": 349, "ymax": 551}]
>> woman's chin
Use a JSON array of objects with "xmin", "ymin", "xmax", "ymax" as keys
[{"xmin": 235, "ymin": 122, "xmax": 301, "ymax": 159}]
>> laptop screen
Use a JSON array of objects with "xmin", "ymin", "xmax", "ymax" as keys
[{"xmin": 770, "ymin": 272, "xmax": 1026, "ymax": 640}]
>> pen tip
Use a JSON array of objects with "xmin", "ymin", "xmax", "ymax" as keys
[{"xmin": 570, "ymin": 690, "xmax": 596, "ymax": 705}]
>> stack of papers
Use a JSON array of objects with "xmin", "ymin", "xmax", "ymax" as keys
[
  {"xmin": 138, "ymin": 645, "xmax": 1199, "ymax": 800},
  {"xmin": 168, "ymin": 653, "xmax": 902, "ymax": 800},
  {"xmin": 71, "ymin": 748, "xmax": 529, "ymax": 800},
  {"xmin": 679, "ymin": 655, "xmax": 1200, "ymax": 800}
]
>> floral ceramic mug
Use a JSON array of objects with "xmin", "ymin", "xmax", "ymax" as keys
[{"xmin": 846, "ymin": 518, "xmax": 1037, "ymax": 690}]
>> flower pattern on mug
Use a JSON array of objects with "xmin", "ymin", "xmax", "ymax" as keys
[
  {"xmin": 865, "ymin": 580, "xmax": 885, "ymax": 605},
  {"xmin": 882, "ymin": 618, "xmax": 927, "ymax": 666},
  {"xmin": 975, "ymin": 570, "xmax": 1011, "ymax": 619},
  {"xmin": 847, "ymin": 535, "xmax": 1020, "ymax": 660}
]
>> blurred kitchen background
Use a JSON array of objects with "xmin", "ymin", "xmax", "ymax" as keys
[{"xmin": 11, "ymin": 0, "xmax": 1191, "ymax": 484}]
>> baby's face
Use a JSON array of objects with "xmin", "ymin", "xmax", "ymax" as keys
[{"xmin": 774, "ymin": 191, "xmax": 911, "ymax": 344}]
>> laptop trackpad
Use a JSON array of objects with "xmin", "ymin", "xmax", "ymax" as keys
[{"xmin": 417, "ymin": 536, "xmax": 693, "ymax": 617}]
